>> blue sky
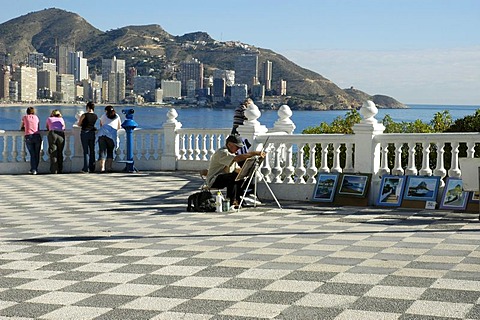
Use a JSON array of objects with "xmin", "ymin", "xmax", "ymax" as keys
[{"xmin": 2, "ymin": 0, "xmax": 479, "ymax": 105}]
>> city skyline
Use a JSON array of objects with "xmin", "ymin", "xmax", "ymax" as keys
[{"xmin": 1, "ymin": 0, "xmax": 479, "ymax": 105}]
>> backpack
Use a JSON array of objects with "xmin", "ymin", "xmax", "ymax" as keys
[{"xmin": 187, "ymin": 191, "xmax": 216, "ymax": 212}]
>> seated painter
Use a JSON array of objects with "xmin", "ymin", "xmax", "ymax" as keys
[{"xmin": 205, "ymin": 135, "xmax": 265, "ymax": 208}]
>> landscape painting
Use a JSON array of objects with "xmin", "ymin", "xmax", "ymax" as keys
[
  {"xmin": 376, "ymin": 175, "xmax": 406, "ymax": 207},
  {"xmin": 404, "ymin": 176, "xmax": 440, "ymax": 201},
  {"xmin": 440, "ymin": 178, "xmax": 469, "ymax": 210},
  {"xmin": 312, "ymin": 173, "xmax": 339, "ymax": 202},
  {"xmin": 338, "ymin": 174, "xmax": 371, "ymax": 198}
]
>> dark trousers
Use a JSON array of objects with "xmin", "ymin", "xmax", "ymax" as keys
[
  {"xmin": 98, "ymin": 136, "xmax": 115, "ymax": 160},
  {"xmin": 47, "ymin": 130, "xmax": 65, "ymax": 173},
  {"xmin": 25, "ymin": 133, "xmax": 42, "ymax": 172},
  {"xmin": 81, "ymin": 130, "xmax": 96, "ymax": 172},
  {"xmin": 211, "ymin": 172, "xmax": 246, "ymax": 203}
]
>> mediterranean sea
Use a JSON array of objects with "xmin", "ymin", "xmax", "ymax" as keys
[{"xmin": 0, "ymin": 104, "xmax": 478, "ymax": 133}]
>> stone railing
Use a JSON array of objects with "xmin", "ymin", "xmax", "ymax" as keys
[{"xmin": 1, "ymin": 101, "xmax": 479, "ymax": 204}]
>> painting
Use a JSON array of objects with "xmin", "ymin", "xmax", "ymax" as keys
[
  {"xmin": 312, "ymin": 173, "xmax": 339, "ymax": 202},
  {"xmin": 403, "ymin": 176, "xmax": 440, "ymax": 201},
  {"xmin": 439, "ymin": 177, "xmax": 469, "ymax": 210},
  {"xmin": 376, "ymin": 175, "xmax": 406, "ymax": 207},
  {"xmin": 337, "ymin": 173, "xmax": 371, "ymax": 198}
]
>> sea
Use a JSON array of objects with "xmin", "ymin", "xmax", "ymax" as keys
[{"xmin": 1, "ymin": 104, "xmax": 479, "ymax": 133}]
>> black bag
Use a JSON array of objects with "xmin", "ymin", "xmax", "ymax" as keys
[{"xmin": 187, "ymin": 191, "xmax": 216, "ymax": 212}]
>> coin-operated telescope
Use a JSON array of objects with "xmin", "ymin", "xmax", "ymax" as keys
[{"xmin": 121, "ymin": 109, "xmax": 138, "ymax": 172}]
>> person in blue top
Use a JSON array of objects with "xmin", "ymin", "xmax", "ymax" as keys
[
  {"xmin": 45, "ymin": 109, "xmax": 65, "ymax": 174},
  {"xmin": 97, "ymin": 105, "xmax": 122, "ymax": 173}
]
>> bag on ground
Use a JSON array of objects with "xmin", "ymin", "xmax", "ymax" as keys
[{"xmin": 187, "ymin": 191, "xmax": 216, "ymax": 212}]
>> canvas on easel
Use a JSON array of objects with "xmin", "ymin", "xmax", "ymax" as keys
[{"xmin": 235, "ymin": 156, "xmax": 264, "ymax": 181}]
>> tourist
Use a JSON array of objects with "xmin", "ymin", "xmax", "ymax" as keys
[
  {"xmin": 205, "ymin": 135, "xmax": 265, "ymax": 208},
  {"xmin": 231, "ymin": 98, "xmax": 252, "ymax": 135},
  {"xmin": 77, "ymin": 101, "xmax": 98, "ymax": 173},
  {"xmin": 97, "ymin": 105, "xmax": 122, "ymax": 173},
  {"xmin": 20, "ymin": 106, "xmax": 42, "ymax": 175},
  {"xmin": 45, "ymin": 109, "xmax": 65, "ymax": 174}
]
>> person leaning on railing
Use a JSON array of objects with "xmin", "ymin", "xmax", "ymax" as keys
[
  {"xmin": 45, "ymin": 109, "xmax": 66, "ymax": 174},
  {"xmin": 205, "ymin": 135, "xmax": 265, "ymax": 209},
  {"xmin": 77, "ymin": 101, "xmax": 98, "ymax": 173},
  {"xmin": 20, "ymin": 106, "xmax": 42, "ymax": 175}
]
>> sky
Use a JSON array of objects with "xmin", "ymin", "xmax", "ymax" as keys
[{"xmin": 1, "ymin": 0, "xmax": 479, "ymax": 105}]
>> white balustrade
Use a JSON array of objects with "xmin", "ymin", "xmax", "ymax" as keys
[{"xmin": 0, "ymin": 101, "xmax": 479, "ymax": 205}]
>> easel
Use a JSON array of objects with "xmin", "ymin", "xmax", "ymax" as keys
[{"xmin": 237, "ymin": 155, "xmax": 282, "ymax": 211}]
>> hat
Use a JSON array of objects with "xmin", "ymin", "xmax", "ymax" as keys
[{"xmin": 226, "ymin": 135, "xmax": 244, "ymax": 147}]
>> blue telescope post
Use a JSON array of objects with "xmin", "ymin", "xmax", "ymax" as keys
[{"xmin": 121, "ymin": 109, "xmax": 138, "ymax": 172}]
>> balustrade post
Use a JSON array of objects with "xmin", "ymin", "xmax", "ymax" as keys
[
  {"xmin": 270, "ymin": 105, "xmax": 296, "ymax": 134},
  {"xmin": 352, "ymin": 101, "xmax": 385, "ymax": 175},
  {"xmin": 162, "ymin": 108, "xmax": 182, "ymax": 170},
  {"xmin": 237, "ymin": 102, "xmax": 268, "ymax": 150}
]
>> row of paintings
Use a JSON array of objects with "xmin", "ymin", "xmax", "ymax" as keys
[
  {"xmin": 312, "ymin": 173, "xmax": 371, "ymax": 202},
  {"xmin": 313, "ymin": 173, "xmax": 472, "ymax": 210},
  {"xmin": 377, "ymin": 175, "xmax": 471, "ymax": 210}
]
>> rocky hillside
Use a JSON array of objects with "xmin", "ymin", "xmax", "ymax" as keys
[{"xmin": 0, "ymin": 8, "xmax": 406, "ymax": 109}]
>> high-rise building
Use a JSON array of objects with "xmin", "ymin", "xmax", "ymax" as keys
[
  {"xmin": 213, "ymin": 69, "xmax": 235, "ymax": 86},
  {"xmin": 230, "ymin": 84, "xmax": 248, "ymax": 105},
  {"xmin": 179, "ymin": 58, "xmax": 203, "ymax": 96},
  {"xmin": 0, "ymin": 67, "xmax": 10, "ymax": 100},
  {"xmin": 212, "ymin": 78, "xmax": 226, "ymax": 103},
  {"xmin": 278, "ymin": 79, "xmax": 287, "ymax": 96},
  {"xmin": 56, "ymin": 44, "xmax": 74, "ymax": 74},
  {"xmin": 42, "ymin": 62, "xmax": 57, "ymax": 72},
  {"xmin": 251, "ymin": 84, "xmax": 265, "ymax": 104},
  {"xmin": 14, "ymin": 66, "xmax": 37, "ymax": 102},
  {"xmin": 37, "ymin": 69, "xmax": 57, "ymax": 99},
  {"xmin": 133, "ymin": 76, "xmax": 156, "ymax": 95},
  {"xmin": 161, "ymin": 80, "xmax": 181, "ymax": 99},
  {"xmin": 262, "ymin": 60, "xmax": 272, "ymax": 91},
  {"xmin": 28, "ymin": 52, "xmax": 44, "ymax": 70},
  {"xmin": 56, "ymin": 74, "xmax": 75, "ymax": 102},
  {"xmin": 69, "ymin": 51, "xmax": 88, "ymax": 83},
  {"xmin": 102, "ymin": 57, "xmax": 126, "ymax": 103},
  {"xmin": 234, "ymin": 54, "xmax": 258, "ymax": 89},
  {"xmin": 82, "ymin": 78, "xmax": 102, "ymax": 103}
]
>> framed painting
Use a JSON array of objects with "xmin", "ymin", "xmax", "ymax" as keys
[
  {"xmin": 403, "ymin": 176, "xmax": 440, "ymax": 201},
  {"xmin": 376, "ymin": 175, "xmax": 406, "ymax": 207},
  {"xmin": 312, "ymin": 173, "xmax": 339, "ymax": 202},
  {"xmin": 337, "ymin": 173, "xmax": 371, "ymax": 198},
  {"xmin": 439, "ymin": 177, "xmax": 469, "ymax": 210}
]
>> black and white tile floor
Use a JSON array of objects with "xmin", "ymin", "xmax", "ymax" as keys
[{"xmin": 0, "ymin": 171, "xmax": 479, "ymax": 319}]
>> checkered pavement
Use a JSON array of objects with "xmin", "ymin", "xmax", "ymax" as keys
[{"xmin": 0, "ymin": 171, "xmax": 479, "ymax": 319}]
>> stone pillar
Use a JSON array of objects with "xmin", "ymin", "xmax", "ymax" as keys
[
  {"xmin": 352, "ymin": 100, "xmax": 385, "ymax": 174},
  {"xmin": 162, "ymin": 108, "xmax": 182, "ymax": 170},
  {"xmin": 353, "ymin": 100, "xmax": 386, "ymax": 204}
]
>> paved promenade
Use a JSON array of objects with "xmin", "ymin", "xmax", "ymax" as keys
[{"xmin": 0, "ymin": 171, "xmax": 479, "ymax": 320}]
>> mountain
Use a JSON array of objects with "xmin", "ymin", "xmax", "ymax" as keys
[{"xmin": 0, "ymin": 8, "xmax": 406, "ymax": 110}]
